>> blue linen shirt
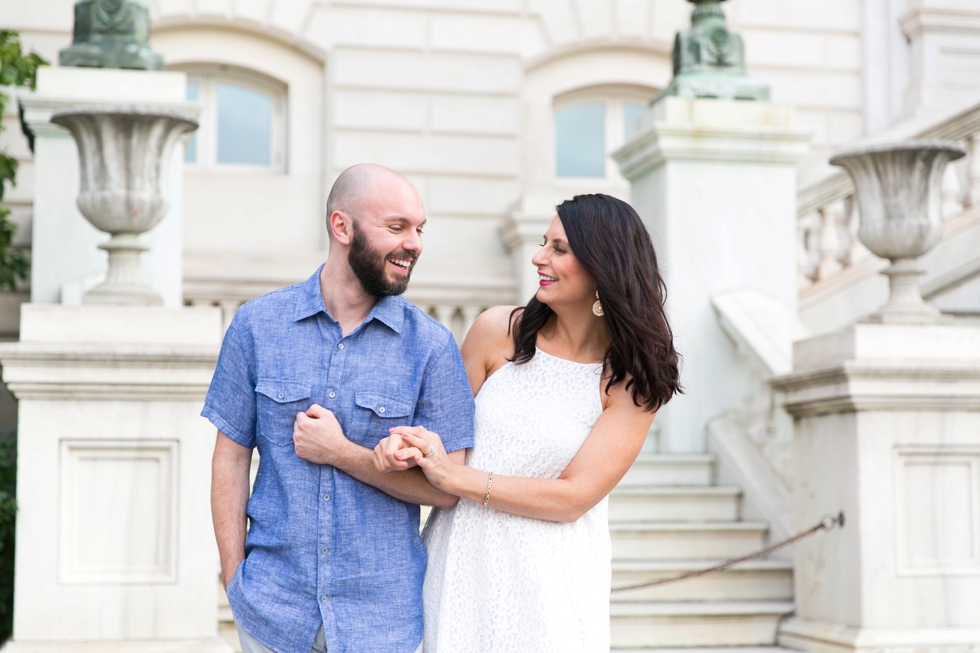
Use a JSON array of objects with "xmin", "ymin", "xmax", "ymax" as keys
[{"xmin": 202, "ymin": 266, "xmax": 475, "ymax": 653}]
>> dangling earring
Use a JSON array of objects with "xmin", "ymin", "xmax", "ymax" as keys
[{"xmin": 592, "ymin": 290, "xmax": 604, "ymax": 317}]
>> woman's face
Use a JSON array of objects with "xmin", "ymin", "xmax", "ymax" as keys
[{"xmin": 531, "ymin": 215, "xmax": 596, "ymax": 309}]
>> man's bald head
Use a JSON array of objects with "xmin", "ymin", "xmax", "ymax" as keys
[{"xmin": 326, "ymin": 163, "xmax": 415, "ymax": 219}]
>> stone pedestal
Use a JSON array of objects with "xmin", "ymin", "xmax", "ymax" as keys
[
  {"xmin": 613, "ymin": 97, "xmax": 809, "ymax": 452},
  {"xmin": 0, "ymin": 304, "xmax": 229, "ymax": 653},
  {"xmin": 771, "ymin": 323, "xmax": 980, "ymax": 653},
  {"xmin": 20, "ymin": 67, "xmax": 195, "ymax": 307}
]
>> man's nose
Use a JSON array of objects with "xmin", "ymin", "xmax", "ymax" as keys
[{"xmin": 403, "ymin": 228, "xmax": 423, "ymax": 254}]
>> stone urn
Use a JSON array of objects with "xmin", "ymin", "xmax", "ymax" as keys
[
  {"xmin": 829, "ymin": 140, "xmax": 966, "ymax": 324},
  {"xmin": 52, "ymin": 106, "xmax": 197, "ymax": 305}
]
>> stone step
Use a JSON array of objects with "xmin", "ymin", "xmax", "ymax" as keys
[
  {"xmin": 612, "ymin": 646, "xmax": 802, "ymax": 653},
  {"xmin": 611, "ymin": 522, "xmax": 769, "ymax": 561},
  {"xmin": 610, "ymin": 559, "xmax": 793, "ymax": 602},
  {"xmin": 619, "ymin": 454, "xmax": 715, "ymax": 487},
  {"xmin": 609, "ymin": 486, "xmax": 741, "ymax": 522},
  {"xmin": 610, "ymin": 600, "xmax": 794, "ymax": 648}
]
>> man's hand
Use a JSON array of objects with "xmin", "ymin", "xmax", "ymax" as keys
[{"xmin": 293, "ymin": 404, "xmax": 353, "ymax": 465}]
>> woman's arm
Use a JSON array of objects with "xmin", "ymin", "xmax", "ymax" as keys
[{"xmin": 394, "ymin": 379, "xmax": 655, "ymax": 523}]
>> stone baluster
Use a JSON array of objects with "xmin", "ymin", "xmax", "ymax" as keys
[
  {"xmin": 942, "ymin": 159, "xmax": 962, "ymax": 219},
  {"xmin": 815, "ymin": 205, "xmax": 843, "ymax": 280},
  {"xmin": 799, "ymin": 212, "xmax": 821, "ymax": 285},
  {"xmin": 460, "ymin": 306, "xmax": 482, "ymax": 339},
  {"xmin": 432, "ymin": 304, "xmax": 457, "ymax": 333},
  {"xmin": 219, "ymin": 299, "xmax": 242, "ymax": 335},
  {"xmin": 834, "ymin": 195, "xmax": 856, "ymax": 267},
  {"xmin": 966, "ymin": 133, "xmax": 980, "ymax": 208}
]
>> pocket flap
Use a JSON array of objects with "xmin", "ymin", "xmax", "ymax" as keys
[
  {"xmin": 256, "ymin": 380, "xmax": 313, "ymax": 404},
  {"xmin": 354, "ymin": 392, "xmax": 413, "ymax": 418}
]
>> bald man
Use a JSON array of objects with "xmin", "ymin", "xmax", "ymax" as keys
[{"xmin": 205, "ymin": 164, "xmax": 475, "ymax": 653}]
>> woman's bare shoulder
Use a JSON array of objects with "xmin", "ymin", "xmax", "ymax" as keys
[{"xmin": 461, "ymin": 305, "xmax": 520, "ymax": 360}]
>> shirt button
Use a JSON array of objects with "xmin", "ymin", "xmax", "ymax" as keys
[
  {"xmin": 337, "ymin": 343, "xmax": 344, "ymax": 350},
  {"xmin": 322, "ymin": 547, "xmax": 329, "ymax": 554},
  {"xmin": 277, "ymin": 393, "xmax": 284, "ymax": 399},
  {"xmin": 328, "ymin": 391, "xmax": 336, "ymax": 399},
  {"xmin": 378, "ymin": 406, "xmax": 386, "ymax": 414},
  {"xmin": 322, "ymin": 494, "xmax": 330, "ymax": 501},
  {"xmin": 321, "ymin": 596, "xmax": 327, "ymax": 603}
]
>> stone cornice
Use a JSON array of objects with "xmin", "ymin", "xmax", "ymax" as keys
[
  {"xmin": 900, "ymin": 6, "xmax": 980, "ymax": 38},
  {"xmin": 614, "ymin": 121, "xmax": 810, "ymax": 181},
  {"xmin": 0, "ymin": 342, "xmax": 218, "ymax": 401},
  {"xmin": 770, "ymin": 360, "xmax": 980, "ymax": 417}
]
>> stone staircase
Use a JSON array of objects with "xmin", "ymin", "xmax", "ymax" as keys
[{"xmin": 609, "ymin": 453, "xmax": 795, "ymax": 650}]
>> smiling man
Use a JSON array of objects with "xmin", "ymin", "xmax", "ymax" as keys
[{"xmin": 205, "ymin": 164, "xmax": 475, "ymax": 653}]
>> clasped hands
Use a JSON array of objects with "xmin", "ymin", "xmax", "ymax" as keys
[
  {"xmin": 374, "ymin": 426, "xmax": 455, "ymax": 491},
  {"xmin": 292, "ymin": 405, "xmax": 454, "ymax": 490}
]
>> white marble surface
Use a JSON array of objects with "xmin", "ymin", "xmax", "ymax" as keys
[
  {"xmin": 0, "ymin": 305, "xmax": 227, "ymax": 650},
  {"xmin": 773, "ymin": 323, "xmax": 980, "ymax": 653},
  {"xmin": 614, "ymin": 97, "xmax": 810, "ymax": 452}
]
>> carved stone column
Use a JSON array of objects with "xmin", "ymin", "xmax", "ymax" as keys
[{"xmin": 829, "ymin": 140, "xmax": 965, "ymax": 324}]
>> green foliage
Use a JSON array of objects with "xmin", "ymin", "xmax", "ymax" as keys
[
  {"xmin": 0, "ymin": 430, "xmax": 16, "ymax": 643},
  {"xmin": 0, "ymin": 31, "xmax": 45, "ymax": 292}
]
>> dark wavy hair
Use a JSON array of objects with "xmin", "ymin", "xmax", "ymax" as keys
[{"xmin": 510, "ymin": 194, "xmax": 681, "ymax": 411}]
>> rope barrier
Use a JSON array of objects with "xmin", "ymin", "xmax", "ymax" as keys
[{"xmin": 610, "ymin": 511, "xmax": 844, "ymax": 594}]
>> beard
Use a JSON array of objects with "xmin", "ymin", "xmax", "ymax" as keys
[{"xmin": 348, "ymin": 221, "xmax": 417, "ymax": 298}]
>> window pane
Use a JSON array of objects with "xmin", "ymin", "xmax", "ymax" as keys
[
  {"xmin": 555, "ymin": 103, "xmax": 605, "ymax": 177},
  {"xmin": 184, "ymin": 81, "xmax": 198, "ymax": 163},
  {"xmin": 624, "ymin": 103, "xmax": 647, "ymax": 140},
  {"xmin": 216, "ymin": 82, "xmax": 273, "ymax": 166}
]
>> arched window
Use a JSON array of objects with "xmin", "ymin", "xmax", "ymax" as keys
[
  {"xmin": 554, "ymin": 87, "xmax": 652, "ymax": 179},
  {"xmin": 180, "ymin": 68, "xmax": 286, "ymax": 172}
]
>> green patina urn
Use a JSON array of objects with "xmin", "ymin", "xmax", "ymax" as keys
[
  {"xmin": 59, "ymin": 0, "xmax": 163, "ymax": 70},
  {"xmin": 655, "ymin": 0, "xmax": 769, "ymax": 102}
]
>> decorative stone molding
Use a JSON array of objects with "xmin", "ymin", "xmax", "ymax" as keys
[
  {"xmin": 614, "ymin": 97, "xmax": 810, "ymax": 180},
  {"xmin": 829, "ymin": 140, "xmax": 966, "ymax": 324},
  {"xmin": 51, "ymin": 106, "xmax": 197, "ymax": 305}
]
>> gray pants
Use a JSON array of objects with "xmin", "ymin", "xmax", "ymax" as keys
[
  {"xmin": 237, "ymin": 624, "xmax": 327, "ymax": 653},
  {"xmin": 236, "ymin": 623, "xmax": 422, "ymax": 653}
]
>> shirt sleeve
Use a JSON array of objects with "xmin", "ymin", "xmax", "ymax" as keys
[
  {"xmin": 201, "ymin": 311, "xmax": 257, "ymax": 449},
  {"xmin": 414, "ymin": 336, "xmax": 475, "ymax": 454}
]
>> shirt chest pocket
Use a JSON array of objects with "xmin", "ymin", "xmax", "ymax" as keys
[
  {"xmin": 351, "ymin": 392, "xmax": 414, "ymax": 447},
  {"xmin": 255, "ymin": 380, "xmax": 314, "ymax": 446}
]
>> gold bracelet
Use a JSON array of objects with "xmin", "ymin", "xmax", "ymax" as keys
[{"xmin": 482, "ymin": 471, "xmax": 493, "ymax": 508}]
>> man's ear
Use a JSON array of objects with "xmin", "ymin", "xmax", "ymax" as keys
[{"xmin": 329, "ymin": 210, "xmax": 354, "ymax": 246}]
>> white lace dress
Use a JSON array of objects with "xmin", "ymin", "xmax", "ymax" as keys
[{"xmin": 422, "ymin": 349, "xmax": 608, "ymax": 653}]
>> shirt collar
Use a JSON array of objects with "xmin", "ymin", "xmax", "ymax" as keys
[{"xmin": 292, "ymin": 264, "xmax": 405, "ymax": 334}]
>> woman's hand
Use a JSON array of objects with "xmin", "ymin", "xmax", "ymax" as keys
[
  {"xmin": 373, "ymin": 431, "xmax": 419, "ymax": 473},
  {"xmin": 390, "ymin": 426, "xmax": 457, "ymax": 492}
]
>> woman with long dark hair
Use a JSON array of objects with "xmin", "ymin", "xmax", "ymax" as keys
[{"xmin": 374, "ymin": 193, "xmax": 681, "ymax": 652}]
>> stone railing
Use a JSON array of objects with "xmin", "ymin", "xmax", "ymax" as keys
[
  {"xmin": 184, "ymin": 270, "xmax": 515, "ymax": 344},
  {"xmin": 797, "ymin": 98, "xmax": 980, "ymax": 289}
]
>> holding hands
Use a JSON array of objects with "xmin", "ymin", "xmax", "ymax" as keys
[{"xmin": 374, "ymin": 426, "xmax": 456, "ymax": 492}]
